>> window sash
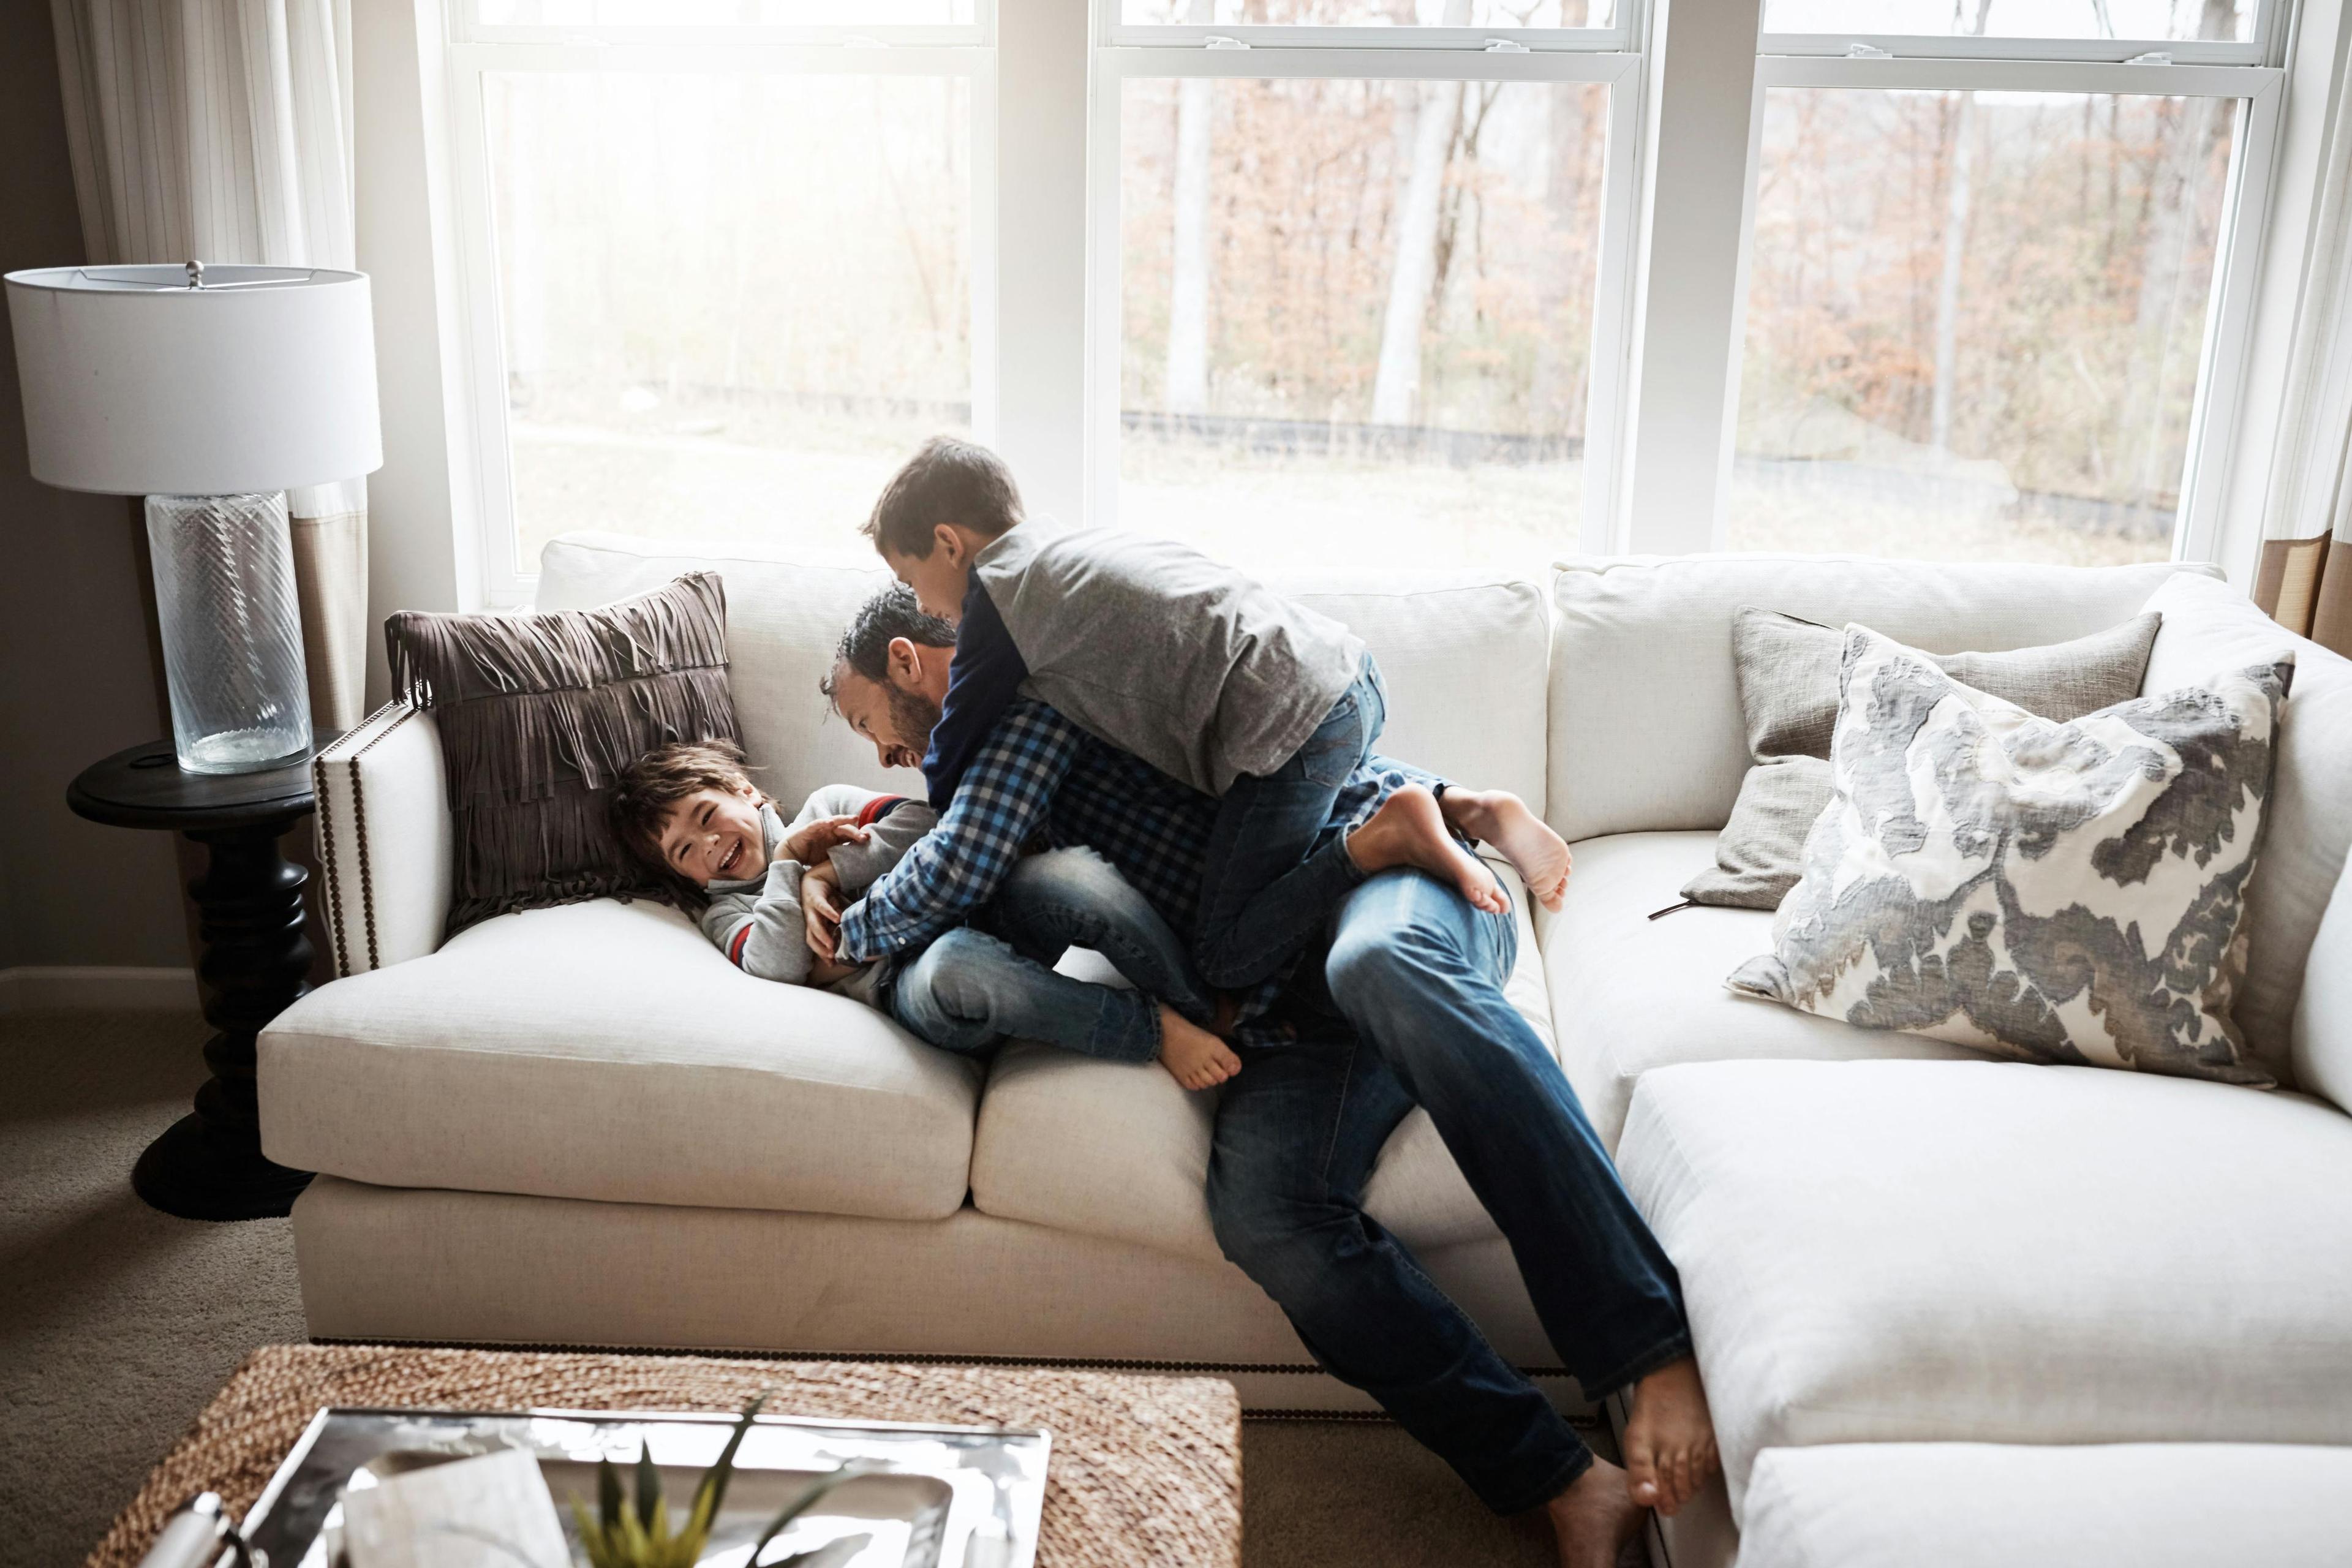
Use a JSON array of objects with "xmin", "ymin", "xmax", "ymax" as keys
[
  {"xmin": 1087, "ymin": 45, "xmax": 1645, "ymax": 552},
  {"xmin": 444, "ymin": 40, "xmax": 998, "ymax": 604},
  {"xmin": 1731, "ymin": 53, "xmax": 2284, "ymax": 564}
]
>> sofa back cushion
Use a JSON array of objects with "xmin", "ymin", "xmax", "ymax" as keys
[
  {"xmin": 537, "ymin": 536, "xmax": 1553, "ymax": 813},
  {"xmin": 2141, "ymin": 570, "xmax": 2352, "ymax": 1084},
  {"xmin": 1545, "ymin": 554, "xmax": 2213, "ymax": 842}
]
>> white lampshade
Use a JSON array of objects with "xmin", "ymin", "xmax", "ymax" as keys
[{"xmin": 6, "ymin": 263, "xmax": 382, "ymax": 496}]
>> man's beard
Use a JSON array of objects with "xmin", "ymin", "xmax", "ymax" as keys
[{"xmin": 888, "ymin": 684, "xmax": 943, "ymax": 759}]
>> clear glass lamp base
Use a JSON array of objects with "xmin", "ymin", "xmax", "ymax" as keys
[{"xmin": 145, "ymin": 492, "xmax": 313, "ymax": 775}]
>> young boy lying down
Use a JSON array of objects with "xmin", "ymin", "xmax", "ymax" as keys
[{"xmin": 609, "ymin": 742, "xmax": 1241, "ymax": 1088}]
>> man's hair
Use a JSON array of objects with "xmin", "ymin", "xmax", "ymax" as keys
[
  {"xmin": 607, "ymin": 740, "xmax": 756, "ymax": 907},
  {"xmin": 819, "ymin": 584, "xmax": 956, "ymax": 713},
  {"xmin": 861, "ymin": 435, "xmax": 1023, "ymax": 559}
]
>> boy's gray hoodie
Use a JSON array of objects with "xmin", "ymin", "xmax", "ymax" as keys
[
  {"xmin": 975, "ymin": 526, "xmax": 1366, "ymax": 797},
  {"xmin": 698, "ymin": 783, "xmax": 937, "ymax": 1006}
]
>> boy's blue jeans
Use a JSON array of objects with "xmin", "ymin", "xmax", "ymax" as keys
[
  {"xmin": 1208, "ymin": 867, "xmax": 1693, "ymax": 1516},
  {"xmin": 1193, "ymin": 656, "xmax": 1387, "ymax": 990},
  {"xmin": 889, "ymin": 847, "xmax": 1215, "ymax": 1063}
]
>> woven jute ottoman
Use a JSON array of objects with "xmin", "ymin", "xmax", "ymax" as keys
[{"xmin": 87, "ymin": 1344, "xmax": 1241, "ymax": 1568}]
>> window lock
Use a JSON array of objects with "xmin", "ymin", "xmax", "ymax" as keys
[
  {"xmin": 2126, "ymin": 50, "xmax": 2176, "ymax": 65},
  {"xmin": 1204, "ymin": 34, "xmax": 1249, "ymax": 50},
  {"xmin": 1483, "ymin": 37, "xmax": 1531, "ymax": 53}
]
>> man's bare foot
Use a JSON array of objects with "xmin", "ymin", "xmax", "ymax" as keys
[
  {"xmin": 1621, "ymin": 1356, "xmax": 1719, "ymax": 1518},
  {"xmin": 1159, "ymin": 1005, "xmax": 1242, "ymax": 1090},
  {"xmin": 1346, "ymin": 786, "xmax": 1507, "ymax": 914},
  {"xmin": 1441, "ymin": 787, "xmax": 1572, "ymax": 911},
  {"xmin": 1544, "ymin": 1455, "xmax": 1645, "ymax": 1568}
]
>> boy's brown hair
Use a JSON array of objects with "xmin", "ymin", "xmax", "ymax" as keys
[
  {"xmin": 607, "ymin": 739, "xmax": 760, "ymax": 907},
  {"xmin": 862, "ymin": 435, "xmax": 1023, "ymax": 560}
]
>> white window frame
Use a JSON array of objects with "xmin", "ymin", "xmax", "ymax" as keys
[
  {"xmin": 423, "ymin": 0, "xmax": 2310, "ymax": 606},
  {"xmin": 1088, "ymin": 3, "xmax": 1650, "ymax": 554},
  {"xmin": 1708, "ymin": 9, "xmax": 2292, "ymax": 562},
  {"xmin": 440, "ymin": 2, "xmax": 1001, "ymax": 605}
]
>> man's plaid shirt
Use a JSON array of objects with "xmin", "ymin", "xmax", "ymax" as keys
[{"xmin": 837, "ymin": 698, "xmax": 1438, "ymax": 1033}]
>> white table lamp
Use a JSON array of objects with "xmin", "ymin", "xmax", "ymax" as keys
[{"xmin": 7, "ymin": 262, "xmax": 382, "ymax": 774}]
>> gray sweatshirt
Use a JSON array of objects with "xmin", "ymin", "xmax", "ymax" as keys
[
  {"xmin": 698, "ymin": 784, "xmax": 937, "ymax": 1008},
  {"xmin": 974, "ymin": 526, "xmax": 1367, "ymax": 797}
]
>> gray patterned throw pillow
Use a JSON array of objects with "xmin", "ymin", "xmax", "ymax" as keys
[{"xmin": 1728, "ymin": 625, "xmax": 2293, "ymax": 1085}]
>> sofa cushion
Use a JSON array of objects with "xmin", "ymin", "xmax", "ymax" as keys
[
  {"xmin": 2139, "ymin": 571, "xmax": 2352, "ymax": 1083},
  {"xmin": 1740, "ymin": 1443, "xmax": 2352, "ymax": 1568},
  {"xmin": 970, "ymin": 864, "xmax": 1555, "ymax": 1262},
  {"xmin": 2295, "ymin": 850, "xmax": 2352, "ymax": 1114},
  {"xmin": 1617, "ymin": 1059, "xmax": 2352, "ymax": 1516},
  {"xmin": 260, "ymin": 898, "xmax": 982, "ymax": 1220},
  {"xmin": 538, "ymin": 536, "xmax": 1555, "ymax": 819},
  {"xmin": 1545, "ymin": 556, "xmax": 2210, "ymax": 843},
  {"xmin": 1539, "ymin": 832, "xmax": 1984, "ymax": 1150}
]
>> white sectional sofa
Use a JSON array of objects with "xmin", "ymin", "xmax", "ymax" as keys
[{"xmin": 262, "ymin": 538, "xmax": 2352, "ymax": 1566}]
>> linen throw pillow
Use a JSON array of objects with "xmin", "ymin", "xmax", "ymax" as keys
[
  {"xmin": 1684, "ymin": 608, "xmax": 2162, "ymax": 909},
  {"xmin": 1727, "ymin": 625, "xmax": 2293, "ymax": 1086},
  {"xmin": 385, "ymin": 571, "xmax": 741, "ymax": 932}
]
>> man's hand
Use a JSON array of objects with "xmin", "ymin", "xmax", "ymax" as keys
[
  {"xmin": 802, "ymin": 860, "xmax": 846, "ymax": 962},
  {"xmin": 784, "ymin": 813, "xmax": 868, "ymax": 867}
]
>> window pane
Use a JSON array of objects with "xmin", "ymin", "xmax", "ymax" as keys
[
  {"xmin": 477, "ymin": 1, "xmax": 973, "ymax": 24},
  {"xmin": 1760, "ymin": 1, "xmax": 2252, "ymax": 44},
  {"xmin": 1119, "ymin": 77, "xmax": 1610, "ymax": 571},
  {"xmin": 1120, "ymin": 2, "xmax": 1616, "ymax": 29},
  {"xmin": 1730, "ymin": 88, "xmax": 2236, "ymax": 565},
  {"xmin": 483, "ymin": 72, "xmax": 970, "ymax": 575}
]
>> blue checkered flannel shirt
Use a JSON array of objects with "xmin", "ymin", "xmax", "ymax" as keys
[{"xmin": 836, "ymin": 698, "xmax": 1440, "ymax": 1038}]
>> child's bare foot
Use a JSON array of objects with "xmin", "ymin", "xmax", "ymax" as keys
[
  {"xmin": 1347, "ymin": 786, "xmax": 1507, "ymax": 914},
  {"xmin": 1622, "ymin": 1356, "xmax": 1719, "ymax": 1518},
  {"xmin": 1544, "ymin": 1456, "xmax": 1646, "ymax": 1568},
  {"xmin": 1442, "ymin": 787, "xmax": 1572, "ymax": 911},
  {"xmin": 1159, "ymin": 1005, "xmax": 1242, "ymax": 1090}
]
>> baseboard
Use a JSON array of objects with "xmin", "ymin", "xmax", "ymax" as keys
[{"xmin": 0, "ymin": 965, "xmax": 200, "ymax": 1014}]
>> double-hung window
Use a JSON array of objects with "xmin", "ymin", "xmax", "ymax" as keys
[
  {"xmin": 1096, "ymin": 4, "xmax": 1643, "ymax": 568},
  {"xmin": 447, "ymin": 2, "xmax": 995, "ymax": 601},
  {"xmin": 1731, "ymin": 2, "xmax": 2285, "ymax": 565}
]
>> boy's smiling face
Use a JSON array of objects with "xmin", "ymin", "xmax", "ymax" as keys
[
  {"xmin": 656, "ymin": 785, "xmax": 767, "ymax": 886},
  {"xmin": 883, "ymin": 522, "xmax": 982, "ymax": 622}
]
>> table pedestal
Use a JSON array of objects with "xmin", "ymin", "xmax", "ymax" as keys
[
  {"xmin": 132, "ymin": 820, "xmax": 316, "ymax": 1220},
  {"xmin": 70, "ymin": 739, "xmax": 324, "ymax": 1222}
]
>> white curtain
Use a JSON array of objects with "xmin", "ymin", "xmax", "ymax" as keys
[{"xmin": 49, "ymin": 0, "xmax": 371, "ymax": 732}]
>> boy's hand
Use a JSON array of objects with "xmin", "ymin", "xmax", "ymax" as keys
[
  {"xmin": 802, "ymin": 861, "xmax": 846, "ymax": 962},
  {"xmin": 807, "ymin": 952, "xmax": 861, "ymax": 987},
  {"xmin": 785, "ymin": 813, "xmax": 869, "ymax": 866}
]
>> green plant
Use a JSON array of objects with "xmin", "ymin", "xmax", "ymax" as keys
[{"xmin": 568, "ymin": 1395, "xmax": 868, "ymax": 1568}]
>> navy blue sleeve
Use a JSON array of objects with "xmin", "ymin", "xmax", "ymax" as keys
[{"xmin": 921, "ymin": 575, "xmax": 1031, "ymax": 811}]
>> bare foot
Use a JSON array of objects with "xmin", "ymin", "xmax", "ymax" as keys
[
  {"xmin": 1159, "ymin": 1005, "xmax": 1242, "ymax": 1090},
  {"xmin": 1442, "ymin": 787, "xmax": 1572, "ymax": 912},
  {"xmin": 1346, "ymin": 786, "xmax": 1507, "ymax": 914},
  {"xmin": 1544, "ymin": 1455, "xmax": 1646, "ymax": 1568},
  {"xmin": 1621, "ymin": 1357, "xmax": 1719, "ymax": 1518}
]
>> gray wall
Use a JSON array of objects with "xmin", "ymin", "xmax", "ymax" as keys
[{"xmin": 0, "ymin": 3, "xmax": 191, "ymax": 971}]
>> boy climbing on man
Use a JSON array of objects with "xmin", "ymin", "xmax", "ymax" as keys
[{"xmin": 863, "ymin": 435, "xmax": 1573, "ymax": 990}]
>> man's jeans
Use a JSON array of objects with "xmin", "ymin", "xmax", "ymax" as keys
[
  {"xmin": 1193, "ymin": 657, "xmax": 1386, "ymax": 990},
  {"xmin": 891, "ymin": 847, "xmax": 1216, "ymax": 1063},
  {"xmin": 1208, "ymin": 867, "xmax": 1692, "ymax": 1515}
]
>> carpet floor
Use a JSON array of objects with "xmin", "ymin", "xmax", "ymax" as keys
[{"xmin": 0, "ymin": 1009, "xmax": 1570, "ymax": 1568}]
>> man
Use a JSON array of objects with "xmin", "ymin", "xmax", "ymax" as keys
[{"xmin": 815, "ymin": 586, "xmax": 1720, "ymax": 1568}]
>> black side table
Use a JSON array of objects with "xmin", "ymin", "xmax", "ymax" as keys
[{"xmin": 69, "ymin": 738, "xmax": 326, "ymax": 1221}]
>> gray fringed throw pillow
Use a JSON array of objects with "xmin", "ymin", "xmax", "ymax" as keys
[
  {"xmin": 1684, "ymin": 608, "xmax": 2163, "ymax": 910},
  {"xmin": 1727, "ymin": 625, "xmax": 2291, "ymax": 1086},
  {"xmin": 386, "ymin": 571, "xmax": 742, "ymax": 932}
]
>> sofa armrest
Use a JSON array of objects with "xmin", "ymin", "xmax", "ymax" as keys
[{"xmin": 313, "ymin": 701, "xmax": 451, "ymax": 975}]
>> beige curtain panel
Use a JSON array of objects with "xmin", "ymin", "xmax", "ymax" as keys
[
  {"xmin": 2255, "ymin": 23, "xmax": 2352, "ymax": 660},
  {"xmin": 49, "ymin": 0, "xmax": 370, "ymax": 733}
]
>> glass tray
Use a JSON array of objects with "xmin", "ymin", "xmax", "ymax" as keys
[{"xmin": 231, "ymin": 1404, "xmax": 1050, "ymax": 1568}]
